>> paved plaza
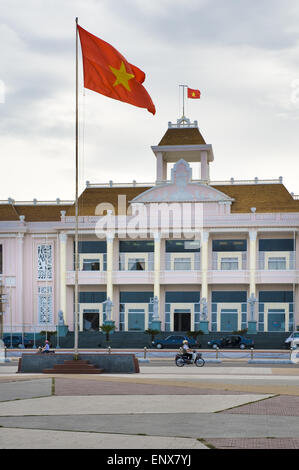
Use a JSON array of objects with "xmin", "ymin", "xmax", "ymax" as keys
[{"xmin": 1, "ymin": 357, "xmax": 299, "ymax": 449}]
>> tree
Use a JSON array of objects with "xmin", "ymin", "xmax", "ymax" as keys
[{"xmin": 100, "ymin": 324, "xmax": 115, "ymax": 341}]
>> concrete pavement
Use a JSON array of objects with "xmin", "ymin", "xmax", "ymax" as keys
[{"xmin": 1, "ymin": 360, "xmax": 299, "ymax": 449}]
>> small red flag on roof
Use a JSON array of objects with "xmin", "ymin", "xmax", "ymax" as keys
[
  {"xmin": 187, "ymin": 88, "xmax": 201, "ymax": 99},
  {"xmin": 77, "ymin": 25, "xmax": 156, "ymax": 115}
]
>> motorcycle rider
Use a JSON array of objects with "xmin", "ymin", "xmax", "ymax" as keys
[{"xmin": 182, "ymin": 339, "xmax": 193, "ymax": 362}]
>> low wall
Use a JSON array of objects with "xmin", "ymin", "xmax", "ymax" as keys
[{"xmin": 18, "ymin": 353, "xmax": 140, "ymax": 374}]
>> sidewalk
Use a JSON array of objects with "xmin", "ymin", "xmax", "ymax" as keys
[{"xmin": 1, "ymin": 362, "xmax": 299, "ymax": 449}]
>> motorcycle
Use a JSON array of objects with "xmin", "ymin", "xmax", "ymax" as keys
[{"xmin": 175, "ymin": 350, "xmax": 205, "ymax": 367}]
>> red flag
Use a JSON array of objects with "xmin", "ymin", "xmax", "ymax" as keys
[
  {"xmin": 77, "ymin": 25, "xmax": 156, "ymax": 115},
  {"xmin": 187, "ymin": 88, "xmax": 201, "ymax": 99}
]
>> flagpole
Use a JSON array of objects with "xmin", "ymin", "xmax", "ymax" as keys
[
  {"xmin": 179, "ymin": 84, "xmax": 188, "ymax": 117},
  {"xmin": 74, "ymin": 17, "xmax": 79, "ymax": 357}
]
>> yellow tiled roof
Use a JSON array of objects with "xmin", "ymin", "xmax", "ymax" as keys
[
  {"xmin": 0, "ymin": 184, "xmax": 298, "ymax": 222},
  {"xmin": 0, "ymin": 204, "xmax": 72, "ymax": 222},
  {"xmin": 213, "ymin": 184, "xmax": 299, "ymax": 213},
  {"xmin": 158, "ymin": 127, "xmax": 206, "ymax": 146}
]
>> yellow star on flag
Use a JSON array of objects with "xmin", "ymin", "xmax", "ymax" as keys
[
  {"xmin": 109, "ymin": 61, "xmax": 135, "ymax": 92},
  {"xmin": 192, "ymin": 92, "xmax": 195, "ymax": 97}
]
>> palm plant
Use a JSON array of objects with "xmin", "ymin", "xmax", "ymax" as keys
[
  {"xmin": 145, "ymin": 328, "xmax": 160, "ymax": 342},
  {"xmin": 100, "ymin": 324, "xmax": 116, "ymax": 341},
  {"xmin": 187, "ymin": 330, "xmax": 204, "ymax": 341}
]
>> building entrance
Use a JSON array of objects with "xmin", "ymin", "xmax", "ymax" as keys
[
  {"xmin": 268, "ymin": 309, "xmax": 285, "ymax": 332},
  {"xmin": 174, "ymin": 309, "xmax": 191, "ymax": 331},
  {"xmin": 83, "ymin": 310, "xmax": 99, "ymax": 331},
  {"xmin": 128, "ymin": 309, "xmax": 145, "ymax": 331},
  {"xmin": 220, "ymin": 309, "xmax": 238, "ymax": 332}
]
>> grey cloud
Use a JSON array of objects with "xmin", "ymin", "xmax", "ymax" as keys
[{"xmin": 113, "ymin": 0, "xmax": 299, "ymax": 50}]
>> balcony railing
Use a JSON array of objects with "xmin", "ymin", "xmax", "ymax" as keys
[
  {"xmin": 165, "ymin": 252, "xmax": 200, "ymax": 271},
  {"xmin": 84, "ymin": 177, "xmax": 283, "ymax": 189},
  {"xmin": 258, "ymin": 252, "xmax": 296, "ymax": 270},
  {"xmin": 119, "ymin": 252, "xmax": 154, "ymax": 271},
  {"xmin": 74, "ymin": 253, "xmax": 107, "ymax": 271},
  {"xmin": 212, "ymin": 252, "xmax": 247, "ymax": 270}
]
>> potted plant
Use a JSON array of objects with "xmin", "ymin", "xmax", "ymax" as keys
[
  {"xmin": 100, "ymin": 324, "xmax": 116, "ymax": 341},
  {"xmin": 145, "ymin": 328, "xmax": 160, "ymax": 344},
  {"xmin": 187, "ymin": 330, "xmax": 204, "ymax": 346}
]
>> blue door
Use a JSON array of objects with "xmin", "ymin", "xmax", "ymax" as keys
[
  {"xmin": 220, "ymin": 309, "xmax": 238, "ymax": 332},
  {"xmin": 268, "ymin": 309, "xmax": 285, "ymax": 332},
  {"xmin": 128, "ymin": 309, "xmax": 145, "ymax": 331}
]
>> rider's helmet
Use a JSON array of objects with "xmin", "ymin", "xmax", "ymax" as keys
[{"xmin": 182, "ymin": 340, "xmax": 188, "ymax": 344}]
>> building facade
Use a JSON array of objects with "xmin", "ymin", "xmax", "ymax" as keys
[{"xmin": 0, "ymin": 116, "xmax": 299, "ymax": 335}]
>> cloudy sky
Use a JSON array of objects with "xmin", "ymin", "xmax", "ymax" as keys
[{"xmin": 1, "ymin": 0, "xmax": 299, "ymax": 201}]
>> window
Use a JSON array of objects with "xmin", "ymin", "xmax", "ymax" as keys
[
  {"xmin": 259, "ymin": 239, "xmax": 294, "ymax": 252},
  {"xmin": 173, "ymin": 257, "xmax": 191, "ymax": 270},
  {"xmin": 77, "ymin": 241, "xmax": 107, "ymax": 253},
  {"xmin": 220, "ymin": 257, "xmax": 239, "ymax": 270},
  {"xmin": 128, "ymin": 258, "xmax": 145, "ymax": 271},
  {"xmin": 212, "ymin": 291, "xmax": 247, "ymax": 303},
  {"xmin": 120, "ymin": 292, "xmax": 153, "ymax": 303},
  {"xmin": 119, "ymin": 241, "xmax": 154, "ymax": 253},
  {"xmin": 165, "ymin": 291, "xmax": 200, "ymax": 303},
  {"xmin": 82, "ymin": 259, "xmax": 100, "ymax": 271},
  {"xmin": 213, "ymin": 240, "xmax": 247, "ymax": 252},
  {"xmin": 166, "ymin": 240, "xmax": 200, "ymax": 252},
  {"xmin": 268, "ymin": 257, "xmax": 286, "ymax": 270},
  {"xmin": 259, "ymin": 291, "xmax": 293, "ymax": 303},
  {"xmin": 79, "ymin": 292, "xmax": 106, "ymax": 303},
  {"xmin": 119, "ymin": 309, "xmax": 125, "ymax": 331}
]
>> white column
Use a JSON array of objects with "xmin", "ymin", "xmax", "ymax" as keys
[
  {"xmin": 200, "ymin": 151, "xmax": 209, "ymax": 181},
  {"xmin": 59, "ymin": 232, "xmax": 67, "ymax": 324},
  {"xmin": 153, "ymin": 232, "xmax": 161, "ymax": 328},
  {"xmin": 106, "ymin": 233, "xmax": 114, "ymax": 319},
  {"xmin": 16, "ymin": 233, "xmax": 24, "ymax": 331},
  {"xmin": 249, "ymin": 230, "xmax": 257, "ymax": 296},
  {"xmin": 201, "ymin": 231, "xmax": 209, "ymax": 300},
  {"xmin": 156, "ymin": 152, "xmax": 167, "ymax": 182}
]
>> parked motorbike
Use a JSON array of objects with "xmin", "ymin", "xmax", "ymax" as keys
[{"xmin": 175, "ymin": 350, "xmax": 205, "ymax": 367}]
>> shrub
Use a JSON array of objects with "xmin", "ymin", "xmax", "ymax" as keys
[
  {"xmin": 145, "ymin": 329, "xmax": 160, "ymax": 342},
  {"xmin": 231, "ymin": 328, "xmax": 248, "ymax": 335},
  {"xmin": 187, "ymin": 330, "xmax": 204, "ymax": 340}
]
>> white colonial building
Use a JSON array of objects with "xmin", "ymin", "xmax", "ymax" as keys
[{"xmin": 0, "ymin": 116, "xmax": 299, "ymax": 336}]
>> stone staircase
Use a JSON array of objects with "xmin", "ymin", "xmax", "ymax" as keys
[{"xmin": 42, "ymin": 359, "xmax": 104, "ymax": 374}]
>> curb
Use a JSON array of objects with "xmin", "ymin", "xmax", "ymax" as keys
[{"xmin": 248, "ymin": 360, "xmax": 294, "ymax": 364}]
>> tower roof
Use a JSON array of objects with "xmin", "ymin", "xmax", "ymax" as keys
[
  {"xmin": 158, "ymin": 116, "xmax": 206, "ymax": 146},
  {"xmin": 158, "ymin": 126, "xmax": 206, "ymax": 146}
]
